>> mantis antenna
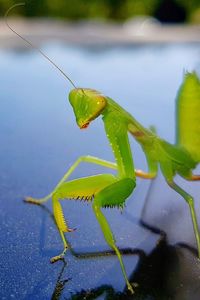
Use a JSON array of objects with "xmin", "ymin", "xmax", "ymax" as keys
[{"xmin": 5, "ymin": 2, "xmax": 77, "ymax": 89}]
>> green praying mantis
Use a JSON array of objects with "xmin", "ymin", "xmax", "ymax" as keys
[{"xmin": 7, "ymin": 3, "xmax": 200, "ymax": 294}]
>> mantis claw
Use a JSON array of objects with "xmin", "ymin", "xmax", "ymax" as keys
[
  {"xmin": 24, "ymin": 196, "xmax": 41, "ymax": 205},
  {"xmin": 24, "ymin": 194, "xmax": 51, "ymax": 205},
  {"xmin": 50, "ymin": 255, "xmax": 65, "ymax": 264},
  {"xmin": 66, "ymin": 227, "xmax": 76, "ymax": 232},
  {"xmin": 50, "ymin": 246, "xmax": 68, "ymax": 263},
  {"xmin": 127, "ymin": 282, "xmax": 138, "ymax": 294},
  {"xmin": 127, "ymin": 283, "xmax": 134, "ymax": 294}
]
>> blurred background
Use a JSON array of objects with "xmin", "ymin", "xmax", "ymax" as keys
[
  {"xmin": 0, "ymin": 0, "xmax": 200, "ymax": 23},
  {"xmin": 1, "ymin": 0, "xmax": 200, "ymax": 47},
  {"xmin": 1, "ymin": 1, "xmax": 200, "ymax": 299}
]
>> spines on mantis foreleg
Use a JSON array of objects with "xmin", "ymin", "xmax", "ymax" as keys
[
  {"xmin": 53, "ymin": 198, "xmax": 68, "ymax": 232},
  {"xmin": 55, "ymin": 175, "xmax": 117, "ymax": 202},
  {"xmin": 176, "ymin": 71, "xmax": 200, "ymax": 163}
]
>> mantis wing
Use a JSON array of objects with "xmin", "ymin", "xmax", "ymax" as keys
[{"xmin": 176, "ymin": 72, "xmax": 200, "ymax": 163}]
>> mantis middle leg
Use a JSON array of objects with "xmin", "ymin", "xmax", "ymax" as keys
[
  {"xmin": 25, "ymin": 155, "xmax": 155, "ymax": 205},
  {"xmin": 24, "ymin": 156, "xmax": 118, "ymax": 204},
  {"xmin": 186, "ymin": 174, "xmax": 200, "ymax": 181}
]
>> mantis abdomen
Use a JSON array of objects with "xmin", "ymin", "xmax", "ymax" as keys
[{"xmin": 176, "ymin": 72, "xmax": 200, "ymax": 163}]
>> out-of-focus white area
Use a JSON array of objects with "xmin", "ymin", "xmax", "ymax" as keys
[
  {"xmin": 0, "ymin": 17, "xmax": 200, "ymax": 48},
  {"xmin": 123, "ymin": 16, "xmax": 161, "ymax": 36}
]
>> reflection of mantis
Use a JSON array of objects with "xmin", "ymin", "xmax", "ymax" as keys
[{"xmin": 7, "ymin": 3, "xmax": 200, "ymax": 294}]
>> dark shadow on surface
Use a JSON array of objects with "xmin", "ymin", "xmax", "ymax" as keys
[
  {"xmin": 24, "ymin": 179, "xmax": 200, "ymax": 300},
  {"xmin": 66, "ymin": 226, "xmax": 199, "ymax": 300},
  {"xmin": 51, "ymin": 260, "xmax": 70, "ymax": 300}
]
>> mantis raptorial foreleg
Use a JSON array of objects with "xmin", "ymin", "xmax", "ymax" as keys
[
  {"xmin": 25, "ymin": 155, "xmax": 155, "ymax": 205},
  {"xmin": 50, "ymin": 174, "xmax": 117, "ymax": 259},
  {"xmin": 48, "ymin": 173, "xmax": 134, "ymax": 293}
]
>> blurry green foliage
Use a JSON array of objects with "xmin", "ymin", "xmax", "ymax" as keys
[{"xmin": 0, "ymin": 0, "xmax": 200, "ymax": 23}]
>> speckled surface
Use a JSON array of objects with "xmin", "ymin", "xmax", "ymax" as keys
[{"xmin": 1, "ymin": 43, "xmax": 200, "ymax": 299}]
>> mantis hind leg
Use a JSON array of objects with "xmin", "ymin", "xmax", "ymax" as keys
[
  {"xmin": 93, "ymin": 178, "xmax": 135, "ymax": 294},
  {"xmin": 167, "ymin": 180, "xmax": 200, "ymax": 257},
  {"xmin": 161, "ymin": 162, "xmax": 200, "ymax": 257}
]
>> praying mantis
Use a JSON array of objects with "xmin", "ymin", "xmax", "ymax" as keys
[{"xmin": 7, "ymin": 3, "xmax": 200, "ymax": 295}]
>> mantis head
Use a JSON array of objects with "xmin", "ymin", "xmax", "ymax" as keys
[{"xmin": 69, "ymin": 88, "xmax": 107, "ymax": 129}]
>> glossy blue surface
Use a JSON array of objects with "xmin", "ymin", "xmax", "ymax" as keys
[{"xmin": 1, "ymin": 43, "xmax": 200, "ymax": 299}]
